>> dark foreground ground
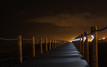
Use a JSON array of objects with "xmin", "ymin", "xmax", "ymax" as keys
[{"xmin": 14, "ymin": 43, "xmax": 89, "ymax": 67}]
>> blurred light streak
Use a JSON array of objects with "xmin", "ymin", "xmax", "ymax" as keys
[
  {"xmin": 90, "ymin": 35, "xmax": 94, "ymax": 42},
  {"xmin": 72, "ymin": 37, "xmax": 86, "ymax": 42},
  {"xmin": 72, "ymin": 35, "xmax": 94, "ymax": 42}
]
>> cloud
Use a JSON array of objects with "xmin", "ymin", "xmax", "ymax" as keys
[
  {"xmin": 29, "ymin": 12, "xmax": 107, "ymax": 39},
  {"xmin": 30, "ymin": 12, "xmax": 107, "ymax": 28}
]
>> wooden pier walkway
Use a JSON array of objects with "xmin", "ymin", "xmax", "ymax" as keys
[{"xmin": 14, "ymin": 43, "xmax": 89, "ymax": 67}]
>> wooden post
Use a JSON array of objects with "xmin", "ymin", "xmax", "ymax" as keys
[
  {"xmin": 32, "ymin": 36, "xmax": 36, "ymax": 57},
  {"xmin": 91, "ymin": 26, "xmax": 98, "ymax": 67},
  {"xmin": 49, "ymin": 39, "xmax": 51, "ymax": 50},
  {"xmin": 45, "ymin": 38, "xmax": 48, "ymax": 52},
  {"xmin": 18, "ymin": 35, "xmax": 23, "ymax": 63},
  {"xmin": 85, "ymin": 32, "xmax": 89, "ymax": 63},
  {"xmin": 80, "ymin": 35, "xmax": 82, "ymax": 54},
  {"xmin": 52, "ymin": 39, "xmax": 54, "ymax": 49},
  {"xmin": 54, "ymin": 39, "xmax": 56, "ymax": 48},
  {"xmin": 40, "ymin": 38, "xmax": 43, "ymax": 54},
  {"xmin": 82, "ymin": 34, "xmax": 85, "ymax": 58},
  {"xmin": 56, "ymin": 40, "xmax": 57, "ymax": 48}
]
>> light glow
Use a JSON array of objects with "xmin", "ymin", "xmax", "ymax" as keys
[
  {"xmin": 72, "ymin": 35, "xmax": 95, "ymax": 42},
  {"xmin": 69, "ymin": 40, "xmax": 72, "ymax": 42},
  {"xmin": 72, "ymin": 37, "xmax": 86, "ymax": 42},
  {"xmin": 99, "ymin": 39, "xmax": 101, "ymax": 40},
  {"xmin": 84, "ymin": 37, "xmax": 86, "ymax": 41},
  {"xmin": 90, "ymin": 35, "xmax": 94, "ymax": 42},
  {"xmin": 102, "ymin": 37, "xmax": 106, "ymax": 40}
]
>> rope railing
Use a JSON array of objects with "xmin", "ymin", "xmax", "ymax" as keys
[
  {"xmin": 88, "ymin": 26, "xmax": 107, "ymax": 35},
  {"xmin": 0, "ymin": 35, "xmax": 67, "ymax": 64},
  {"xmin": 72, "ymin": 26, "xmax": 107, "ymax": 67},
  {"xmin": 22, "ymin": 38, "xmax": 32, "ymax": 41},
  {"xmin": 74, "ymin": 26, "xmax": 107, "ymax": 39},
  {"xmin": 96, "ymin": 26, "xmax": 107, "ymax": 31},
  {"xmin": 0, "ymin": 37, "xmax": 34, "ymax": 41},
  {"xmin": 0, "ymin": 37, "xmax": 18, "ymax": 41}
]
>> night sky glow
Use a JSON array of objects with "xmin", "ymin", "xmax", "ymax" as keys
[{"xmin": 0, "ymin": 1, "xmax": 107, "ymax": 41}]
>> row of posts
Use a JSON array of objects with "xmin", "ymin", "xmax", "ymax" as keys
[
  {"xmin": 79, "ymin": 26, "xmax": 98, "ymax": 67},
  {"xmin": 18, "ymin": 36, "xmax": 58, "ymax": 63}
]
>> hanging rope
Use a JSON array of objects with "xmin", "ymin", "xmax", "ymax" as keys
[
  {"xmin": 86, "ymin": 26, "xmax": 107, "ymax": 36},
  {"xmin": 0, "ymin": 38, "xmax": 32, "ymax": 41},
  {"xmin": 22, "ymin": 38, "xmax": 32, "ymax": 41},
  {"xmin": 0, "ymin": 38, "xmax": 18, "ymax": 41},
  {"xmin": 96, "ymin": 26, "xmax": 107, "ymax": 31},
  {"xmin": 74, "ymin": 26, "xmax": 107, "ymax": 40}
]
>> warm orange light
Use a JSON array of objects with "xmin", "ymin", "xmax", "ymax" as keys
[
  {"xmin": 69, "ymin": 40, "xmax": 72, "ymax": 42},
  {"xmin": 69, "ymin": 38, "xmax": 75, "ymax": 42},
  {"xmin": 88, "ymin": 39, "xmax": 93, "ymax": 42},
  {"xmin": 102, "ymin": 37, "xmax": 106, "ymax": 40},
  {"xmin": 99, "ymin": 39, "xmax": 101, "ymax": 40}
]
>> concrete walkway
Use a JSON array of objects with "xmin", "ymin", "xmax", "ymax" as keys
[{"xmin": 14, "ymin": 43, "xmax": 89, "ymax": 67}]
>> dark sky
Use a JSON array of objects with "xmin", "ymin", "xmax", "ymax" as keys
[{"xmin": 0, "ymin": 0, "xmax": 107, "ymax": 40}]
